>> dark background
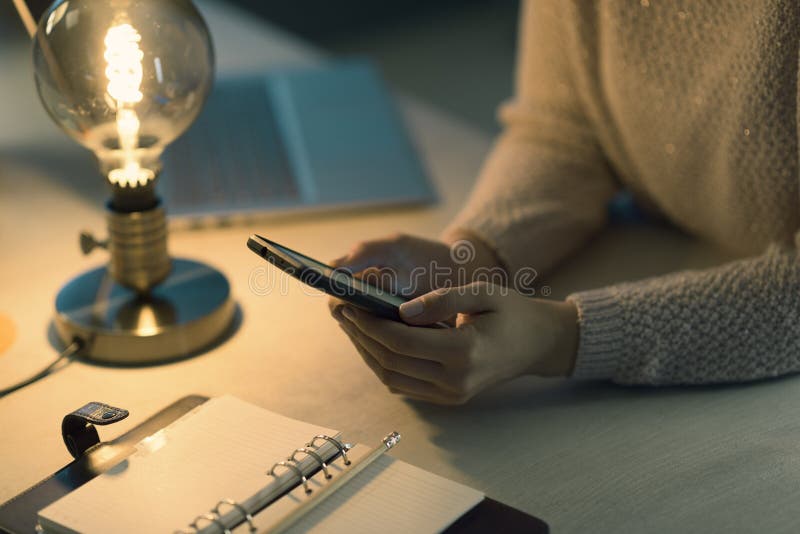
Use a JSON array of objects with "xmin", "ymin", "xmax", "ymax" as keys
[{"xmin": 2, "ymin": 0, "xmax": 519, "ymax": 134}]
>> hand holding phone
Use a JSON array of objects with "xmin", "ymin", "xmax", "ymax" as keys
[{"xmin": 247, "ymin": 234, "xmax": 409, "ymax": 321}]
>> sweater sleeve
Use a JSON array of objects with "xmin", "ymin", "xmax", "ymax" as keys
[
  {"xmin": 567, "ymin": 242, "xmax": 800, "ymax": 384},
  {"xmin": 442, "ymin": 0, "xmax": 618, "ymax": 275}
]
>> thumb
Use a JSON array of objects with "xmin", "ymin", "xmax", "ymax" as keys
[{"xmin": 399, "ymin": 283, "xmax": 499, "ymax": 325}]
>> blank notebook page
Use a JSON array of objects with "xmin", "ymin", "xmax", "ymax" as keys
[
  {"xmin": 38, "ymin": 396, "xmax": 337, "ymax": 533},
  {"xmin": 259, "ymin": 452, "xmax": 484, "ymax": 534}
]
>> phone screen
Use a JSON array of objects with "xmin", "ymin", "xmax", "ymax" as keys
[{"xmin": 272, "ymin": 243, "xmax": 407, "ymax": 306}]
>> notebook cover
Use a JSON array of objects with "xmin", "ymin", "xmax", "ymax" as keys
[
  {"xmin": 445, "ymin": 498, "xmax": 549, "ymax": 534},
  {"xmin": 0, "ymin": 395, "xmax": 208, "ymax": 534},
  {"xmin": 0, "ymin": 395, "xmax": 548, "ymax": 534}
]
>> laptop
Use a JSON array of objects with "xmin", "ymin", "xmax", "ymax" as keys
[{"xmin": 159, "ymin": 60, "xmax": 436, "ymax": 226}]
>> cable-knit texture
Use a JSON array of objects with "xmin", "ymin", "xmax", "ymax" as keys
[{"xmin": 444, "ymin": 1, "xmax": 800, "ymax": 384}]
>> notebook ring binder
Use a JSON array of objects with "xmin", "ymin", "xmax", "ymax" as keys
[
  {"xmin": 189, "ymin": 512, "xmax": 231, "ymax": 534},
  {"xmin": 290, "ymin": 447, "xmax": 332, "ymax": 479},
  {"xmin": 307, "ymin": 434, "xmax": 352, "ymax": 465},
  {"xmin": 269, "ymin": 461, "xmax": 312, "ymax": 494},
  {"xmin": 213, "ymin": 498, "xmax": 256, "ymax": 533}
]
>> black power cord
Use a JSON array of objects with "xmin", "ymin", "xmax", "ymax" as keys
[{"xmin": 0, "ymin": 339, "xmax": 85, "ymax": 399}]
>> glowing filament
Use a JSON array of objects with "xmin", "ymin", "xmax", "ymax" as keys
[{"xmin": 104, "ymin": 23, "xmax": 152, "ymax": 188}]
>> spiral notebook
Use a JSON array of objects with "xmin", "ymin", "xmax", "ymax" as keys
[{"xmin": 36, "ymin": 396, "xmax": 483, "ymax": 534}]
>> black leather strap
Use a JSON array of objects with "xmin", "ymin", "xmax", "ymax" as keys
[{"xmin": 61, "ymin": 402, "xmax": 129, "ymax": 459}]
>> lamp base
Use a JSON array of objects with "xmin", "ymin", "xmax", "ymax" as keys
[{"xmin": 54, "ymin": 258, "xmax": 235, "ymax": 364}]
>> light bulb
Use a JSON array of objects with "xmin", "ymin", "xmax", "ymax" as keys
[
  {"xmin": 33, "ymin": 0, "xmax": 214, "ymax": 210},
  {"xmin": 36, "ymin": 1, "xmax": 234, "ymax": 362}
]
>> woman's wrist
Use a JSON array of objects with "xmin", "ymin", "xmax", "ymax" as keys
[{"xmin": 536, "ymin": 299, "xmax": 579, "ymax": 377}]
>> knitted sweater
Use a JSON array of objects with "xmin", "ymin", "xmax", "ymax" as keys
[{"xmin": 444, "ymin": 0, "xmax": 800, "ymax": 384}]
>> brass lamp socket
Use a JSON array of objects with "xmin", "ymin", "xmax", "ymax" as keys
[{"xmin": 107, "ymin": 202, "xmax": 171, "ymax": 293}]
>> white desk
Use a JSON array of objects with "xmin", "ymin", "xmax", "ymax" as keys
[{"xmin": 2, "ymin": 2, "xmax": 798, "ymax": 532}]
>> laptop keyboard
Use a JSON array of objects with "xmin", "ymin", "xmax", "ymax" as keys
[{"xmin": 160, "ymin": 77, "xmax": 300, "ymax": 215}]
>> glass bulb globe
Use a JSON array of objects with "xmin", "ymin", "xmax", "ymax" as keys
[{"xmin": 33, "ymin": 0, "xmax": 214, "ymax": 190}]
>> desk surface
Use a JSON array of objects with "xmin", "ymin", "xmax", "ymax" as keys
[{"xmin": 2, "ymin": 2, "xmax": 799, "ymax": 532}]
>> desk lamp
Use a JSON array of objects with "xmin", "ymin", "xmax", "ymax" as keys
[{"xmin": 32, "ymin": 0, "xmax": 234, "ymax": 363}]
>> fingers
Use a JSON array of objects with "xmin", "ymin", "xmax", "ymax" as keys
[
  {"xmin": 339, "ymin": 321, "xmax": 445, "ymax": 384},
  {"xmin": 399, "ymin": 282, "xmax": 499, "ymax": 326},
  {"xmin": 340, "ymin": 306, "xmax": 467, "ymax": 362},
  {"xmin": 328, "ymin": 296, "xmax": 347, "ymax": 316},
  {"xmin": 329, "ymin": 237, "xmax": 398, "ymax": 271},
  {"xmin": 389, "ymin": 388, "xmax": 467, "ymax": 406},
  {"xmin": 329, "ymin": 234, "xmax": 449, "ymax": 299},
  {"xmin": 358, "ymin": 266, "xmax": 399, "ymax": 293},
  {"xmin": 340, "ymin": 327, "xmax": 466, "ymax": 405}
]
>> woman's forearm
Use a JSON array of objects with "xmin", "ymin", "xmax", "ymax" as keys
[{"xmin": 567, "ymin": 243, "xmax": 800, "ymax": 385}]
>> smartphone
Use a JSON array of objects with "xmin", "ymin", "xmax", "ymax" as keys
[{"xmin": 247, "ymin": 234, "xmax": 408, "ymax": 321}]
